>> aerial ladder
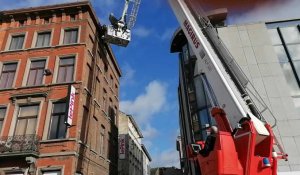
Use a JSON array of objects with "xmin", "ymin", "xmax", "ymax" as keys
[
  {"xmin": 168, "ymin": 0, "xmax": 288, "ymax": 175},
  {"xmin": 103, "ymin": 0, "xmax": 288, "ymax": 174},
  {"xmin": 103, "ymin": 0, "xmax": 141, "ymax": 47}
]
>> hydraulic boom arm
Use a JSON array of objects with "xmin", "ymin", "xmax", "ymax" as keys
[{"xmin": 168, "ymin": 0, "xmax": 287, "ymax": 174}]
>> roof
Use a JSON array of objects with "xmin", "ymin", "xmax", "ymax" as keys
[
  {"xmin": 119, "ymin": 111, "xmax": 143, "ymax": 138},
  {"xmin": 128, "ymin": 115, "xmax": 144, "ymax": 138},
  {"xmin": 0, "ymin": 1, "xmax": 122, "ymax": 77},
  {"xmin": 141, "ymin": 144, "xmax": 152, "ymax": 161},
  {"xmin": 0, "ymin": 1, "xmax": 93, "ymax": 19}
]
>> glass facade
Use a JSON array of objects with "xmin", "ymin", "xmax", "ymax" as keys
[
  {"xmin": 181, "ymin": 44, "xmax": 215, "ymax": 141},
  {"xmin": 267, "ymin": 21, "xmax": 300, "ymax": 105}
]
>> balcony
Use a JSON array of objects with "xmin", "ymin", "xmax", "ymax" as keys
[{"xmin": 0, "ymin": 135, "xmax": 39, "ymax": 157}]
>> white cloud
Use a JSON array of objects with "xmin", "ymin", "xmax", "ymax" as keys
[
  {"xmin": 120, "ymin": 63, "xmax": 136, "ymax": 86},
  {"xmin": 142, "ymin": 124, "xmax": 158, "ymax": 138},
  {"xmin": 151, "ymin": 149, "xmax": 180, "ymax": 168},
  {"xmin": 120, "ymin": 80, "xmax": 167, "ymax": 124},
  {"xmin": 134, "ymin": 26, "xmax": 152, "ymax": 38},
  {"xmin": 228, "ymin": 0, "xmax": 300, "ymax": 24},
  {"xmin": 141, "ymin": 124, "xmax": 159, "ymax": 150},
  {"xmin": 91, "ymin": 0, "xmax": 116, "ymax": 8},
  {"xmin": 160, "ymin": 27, "xmax": 176, "ymax": 41}
]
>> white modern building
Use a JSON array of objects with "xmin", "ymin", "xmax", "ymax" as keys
[
  {"xmin": 118, "ymin": 111, "xmax": 152, "ymax": 175},
  {"xmin": 142, "ymin": 144, "xmax": 152, "ymax": 175},
  {"xmin": 217, "ymin": 19, "xmax": 300, "ymax": 172}
]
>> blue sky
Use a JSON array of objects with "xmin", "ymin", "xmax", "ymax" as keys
[{"xmin": 1, "ymin": 0, "xmax": 300, "ymax": 168}]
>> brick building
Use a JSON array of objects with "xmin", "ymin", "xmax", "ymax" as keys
[{"xmin": 0, "ymin": 1, "xmax": 121, "ymax": 175}]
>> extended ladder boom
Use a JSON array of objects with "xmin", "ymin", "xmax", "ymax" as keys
[
  {"xmin": 169, "ymin": 0, "xmax": 268, "ymax": 134},
  {"xmin": 169, "ymin": 0, "xmax": 287, "ymax": 174},
  {"xmin": 103, "ymin": 0, "xmax": 141, "ymax": 47}
]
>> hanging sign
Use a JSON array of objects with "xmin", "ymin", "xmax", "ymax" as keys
[
  {"xmin": 65, "ymin": 85, "xmax": 76, "ymax": 126},
  {"xmin": 119, "ymin": 134, "xmax": 126, "ymax": 159}
]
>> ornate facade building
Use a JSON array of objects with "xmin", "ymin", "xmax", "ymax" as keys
[{"xmin": 0, "ymin": 1, "xmax": 121, "ymax": 175}]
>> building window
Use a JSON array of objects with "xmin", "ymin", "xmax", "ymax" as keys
[
  {"xmin": 268, "ymin": 24, "xmax": 300, "ymax": 95},
  {"xmin": 27, "ymin": 60, "xmax": 46, "ymax": 86},
  {"xmin": 103, "ymin": 89, "xmax": 107, "ymax": 113},
  {"xmin": 5, "ymin": 172, "xmax": 23, "ymax": 175},
  {"xmin": 63, "ymin": 28, "xmax": 78, "ymax": 44},
  {"xmin": 0, "ymin": 107, "xmax": 7, "ymax": 134},
  {"xmin": 9, "ymin": 34, "xmax": 25, "ymax": 50},
  {"xmin": 57, "ymin": 56, "xmax": 75, "ymax": 83},
  {"xmin": 42, "ymin": 170, "xmax": 61, "ymax": 175},
  {"xmin": 108, "ymin": 107, "xmax": 115, "ymax": 124},
  {"xmin": 104, "ymin": 61, "xmax": 108, "ymax": 75},
  {"xmin": 109, "ymin": 75, "xmax": 113, "ymax": 87},
  {"xmin": 36, "ymin": 32, "xmax": 51, "ymax": 47},
  {"xmin": 86, "ymin": 64, "xmax": 93, "ymax": 91},
  {"xmin": 0, "ymin": 62, "xmax": 17, "ymax": 89},
  {"xmin": 95, "ymin": 77, "xmax": 101, "ymax": 102},
  {"xmin": 115, "ymin": 84, "xmax": 119, "ymax": 95},
  {"xmin": 48, "ymin": 102, "xmax": 67, "ymax": 140},
  {"xmin": 91, "ymin": 116, "xmax": 98, "ymax": 151},
  {"xmin": 14, "ymin": 104, "xmax": 39, "ymax": 136},
  {"xmin": 100, "ymin": 125, "xmax": 105, "ymax": 155}
]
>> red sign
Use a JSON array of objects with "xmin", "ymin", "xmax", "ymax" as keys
[
  {"xmin": 183, "ymin": 19, "xmax": 200, "ymax": 49},
  {"xmin": 119, "ymin": 134, "xmax": 126, "ymax": 159}
]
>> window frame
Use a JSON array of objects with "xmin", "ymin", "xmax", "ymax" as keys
[
  {"xmin": 8, "ymin": 99, "xmax": 43, "ymax": 137},
  {"xmin": 60, "ymin": 27, "xmax": 80, "ymax": 45},
  {"xmin": 42, "ymin": 100, "xmax": 70, "ymax": 140},
  {"xmin": 0, "ymin": 61, "xmax": 19, "ymax": 89},
  {"xmin": 6, "ymin": 33, "xmax": 27, "ymax": 51},
  {"xmin": 35, "ymin": 31, "xmax": 52, "ymax": 48},
  {"xmin": 100, "ymin": 125, "xmax": 105, "ymax": 155},
  {"xmin": 47, "ymin": 101, "xmax": 67, "ymax": 140},
  {"xmin": 32, "ymin": 29, "xmax": 53, "ymax": 48},
  {"xmin": 102, "ymin": 89, "xmax": 107, "ymax": 114},
  {"xmin": 0, "ymin": 105, "xmax": 8, "ymax": 136},
  {"xmin": 95, "ymin": 77, "xmax": 101, "ymax": 102},
  {"xmin": 22, "ymin": 57, "xmax": 48, "ymax": 87},
  {"xmin": 42, "ymin": 170, "xmax": 62, "ymax": 175},
  {"xmin": 276, "ymin": 26, "xmax": 300, "ymax": 87},
  {"xmin": 86, "ymin": 63, "xmax": 93, "ymax": 91},
  {"xmin": 39, "ymin": 168, "xmax": 63, "ymax": 175},
  {"xmin": 13, "ymin": 103, "xmax": 40, "ymax": 136},
  {"xmin": 53, "ymin": 54, "xmax": 77, "ymax": 84}
]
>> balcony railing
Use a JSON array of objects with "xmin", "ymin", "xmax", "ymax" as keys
[{"xmin": 0, "ymin": 135, "xmax": 39, "ymax": 156}]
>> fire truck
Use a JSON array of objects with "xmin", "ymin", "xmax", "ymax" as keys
[{"xmin": 103, "ymin": 0, "xmax": 288, "ymax": 174}]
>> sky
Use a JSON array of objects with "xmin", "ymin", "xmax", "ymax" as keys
[{"xmin": 0, "ymin": 0, "xmax": 300, "ymax": 168}]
